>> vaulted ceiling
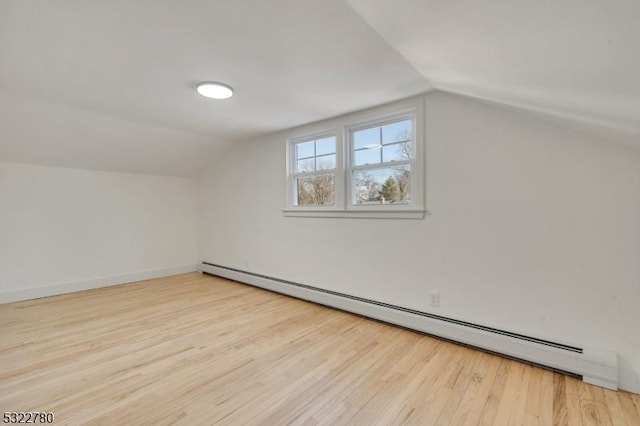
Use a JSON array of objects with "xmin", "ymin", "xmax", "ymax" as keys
[
  {"xmin": 348, "ymin": 0, "xmax": 640, "ymax": 143},
  {"xmin": 1, "ymin": 0, "xmax": 637, "ymax": 176}
]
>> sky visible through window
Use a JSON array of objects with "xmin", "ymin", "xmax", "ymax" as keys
[
  {"xmin": 295, "ymin": 137, "xmax": 336, "ymax": 172},
  {"xmin": 294, "ymin": 136, "xmax": 337, "ymax": 206},
  {"xmin": 353, "ymin": 119, "xmax": 412, "ymax": 204},
  {"xmin": 292, "ymin": 119, "xmax": 413, "ymax": 206}
]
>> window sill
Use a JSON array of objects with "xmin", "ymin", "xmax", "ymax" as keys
[{"xmin": 282, "ymin": 209, "xmax": 426, "ymax": 219}]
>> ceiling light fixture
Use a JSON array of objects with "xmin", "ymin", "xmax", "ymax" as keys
[{"xmin": 196, "ymin": 81, "xmax": 234, "ymax": 99}]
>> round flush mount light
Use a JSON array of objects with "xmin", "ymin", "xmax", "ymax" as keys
[{"xmin": 196, "ymin": 81, "xmax": 234, "ymax": 99}]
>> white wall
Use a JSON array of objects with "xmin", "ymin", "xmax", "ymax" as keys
[
  {"xmin": 198, "ymin": 91, "xmax": 640, "ymax": 391},
  {"xmin": 0, "ymin": 162, "xmax": 198, "ymax": 302}
]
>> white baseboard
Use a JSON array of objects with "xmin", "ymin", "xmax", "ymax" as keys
[
  {"xmin": 202, "ymin": 262, "xmax": 623, "ymax": 392},
  {"xmin": 0, "ymin": 264, "xmax": 198, "ymax": 304}
]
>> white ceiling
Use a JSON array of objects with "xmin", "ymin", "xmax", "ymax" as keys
[
  {"xmin": 347, "ymin": 0, "xmax": 640, "ymax": 144},
  {"xmin": 1, "ymin": 1, "xmax": 637, "ymax": 177},
  {"xmin": 0, "ymin": 0, "xmax": 429, "ymax": 176}
]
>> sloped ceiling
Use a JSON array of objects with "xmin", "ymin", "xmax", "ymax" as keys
[
  {"xmin": 348, "ymin": 0, "xmax": 640, "ymax": 144},
  {"xmin": 0, "ymin": 0, "xmax": 429, "ymax": 176},
  {"xmin": 1, "ymin": 1, "xmax": 637, "ymax": 177}
]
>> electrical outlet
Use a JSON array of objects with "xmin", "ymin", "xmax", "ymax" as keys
[{"xmin": 429, "ymin": 292, "xmax": 440, "ymax": 308}]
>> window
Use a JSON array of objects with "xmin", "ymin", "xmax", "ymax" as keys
[
  {"xmin": 349, "ymin": 118, "xmax": 413, "ymax": 205},
  {"xmin": 291, "ymin": 135, "xmax": 337, "ymax": 206},
  {"xmin": 285, "ymin": 98, "xmax": 424, "ymax": 218}
]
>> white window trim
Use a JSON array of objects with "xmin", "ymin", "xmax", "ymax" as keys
[
  {"xmin": 345, "ymin": 109, "xmax": 423, "ymax": 213},
  {"xmin": 285, "ymin": 128, "xmax": 343, "ymax": 211},
  {"xmin": 284, "ymin": 97, "xmax": 425, "ymax": 219}
]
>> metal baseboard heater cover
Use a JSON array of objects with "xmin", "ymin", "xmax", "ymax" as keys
[{"xmin": 201, "ymin": 262, "xmax": 618, "ymax": 391}]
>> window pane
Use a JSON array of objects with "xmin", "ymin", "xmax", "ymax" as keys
[
  {"xmin": 316, "ymin": 154, "xmax": 336, "ymax": 170},
  {"xmin": 382, "ymin": 142, "xmax": 411, "ymax": 162},
  {"xmin": 296, "ymin": 158, "xmax": 315, "ymax": 172},
  {"xmin": 315, "ymin": 137, "xmax": 336, "ymax": 155},
  {"xmin": 353, "ymin": 127, "xmax": 380, "ymax": 150},
  {"xmin": 296, "ymin": 174, "xmax": 335, "ymax": 206},
  {"xmin": 296, "ymin": 141, "xmax": 314, "ymax": 159},
  {"xmin": 354, "ymin": 147, "xmax": 381, "ymax": 166},
  {"xmin": 382, "ymin": 120, "xmax": 412, "ymax": 144},
  {"xmin": 353, "ymin": 165, "xmax": 411, "ymax": 204}
]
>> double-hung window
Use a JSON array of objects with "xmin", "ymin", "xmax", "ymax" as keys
[
  {"xmin": 348, "ymin": 117, "xmax": 414, "ymax": 207},
  {"xmin": 285, "ymin": 98, "xmax": 424, "ymax": 218},
  {"xmin": 290, "ymin": 135, "xmax": 338, "ymax": 207}
]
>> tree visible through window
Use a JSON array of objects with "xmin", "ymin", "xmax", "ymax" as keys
[
  {"xmin": 292, "ymin": 136, "xmax": 336, "ymax": 206},
  {"xmin": 351, "ymin": 119, "xmax": 413, "ymax": 204},
  {"xmin": 285, "ymin": 100, "xmax": 424, "ymax": 218}
]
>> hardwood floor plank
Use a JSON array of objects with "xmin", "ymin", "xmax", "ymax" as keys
[
  {"xmin": 565, "ymin": 376, "xmax": 585, "ymax": 426},
  {"xmin": 602, "ymin": 388, "xmax": 628, "ymax": 426},
  {"xmin": 592, "ymin": 386, "xmax": 614, "ymax": 426},
  {"xmin": 619, "ymin": 391, "xmax": 640, "ymax": 425},
  {"xmin": 578, "ymin": 379, "xmax": 601, "ymax": 425},
  {"xmin": 1, "ymin": 273, "xmax": 638, "ymax": 425},
  {"xmin": 443, "ymin": 352, "xmax": 494, "ymax": 425},
  {"xmin": 493, "ymin": 361, "xmax": 525, "ymax": 424},
  {"xmin": 553, "ymin": 373, "xmax": 569, "ymax": 426},
  {"xmin": 537, "ymin": 369, "xmax": 555, "ymax": 425}
]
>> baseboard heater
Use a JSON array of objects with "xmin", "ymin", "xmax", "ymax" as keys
[{"xmin": 201, "ymin": 262, "xmax": 618, "ymax": 391}]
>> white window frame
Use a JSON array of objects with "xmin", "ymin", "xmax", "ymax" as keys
[
  {"xmin": 286, "ymin": 130, "xmax": 343, "ymax": 211},
  {"xmin": 284, "ymin": 97, "xmax": 425, "ymax": 219},
  {"xmin": 345, "ymin": 110, "xmax": 423, "ymax": 214}
]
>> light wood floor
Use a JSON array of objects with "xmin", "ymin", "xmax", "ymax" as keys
[{"xmin": 1, "ymin": 273, "xmax": 638, "ymax": 425}]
